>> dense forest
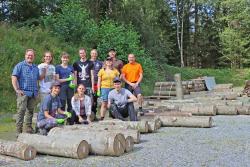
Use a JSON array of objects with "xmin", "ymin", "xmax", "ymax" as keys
[{"xmin": 0, "ymin": 0, "xmax": 250, "ymax": 113}]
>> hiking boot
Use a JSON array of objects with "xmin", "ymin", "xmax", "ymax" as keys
[{"xmin": 24, "ymin": 127, "xmax": 34, "ymax": 134}]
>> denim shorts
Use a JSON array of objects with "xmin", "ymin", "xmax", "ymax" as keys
[{"xmin": 101, "ymin": 88, "xmax": 113, "ymax": 102}]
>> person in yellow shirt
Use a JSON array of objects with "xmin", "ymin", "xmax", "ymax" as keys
[
  {"xmin": 121, "ymin": 53, "xmax": 144, "ymax": 115},
  {"xmin": 97, "ymin": 56, "xmax": 119, "ymax": 120}
]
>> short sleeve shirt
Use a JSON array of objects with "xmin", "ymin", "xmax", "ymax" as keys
[
  {"xmin": 37, "ymin": 94, "xmax": 62, "ymax": 121},
  {"xmin": 38, "ymin": 63, "xmax": 55, "ymax": 93},
  {"xmin": 98, "ymin": 68, "xmax": 119, "ymax": 88},
  {"xmin": 108, "ymin": 88, "xmax": 132, "ymax": 107},
  {"xmin": 122, "ymin": 62, "xmax": 143, "ymax": 83},
  {"xmin": 55, "ymin": 65, "xmax": 74, "ymax": 86},
  {"xmin": 73, "ymin": 60, "xmax": 94, "ymax": 87},
  {"xmin": 12, "ymin": 60, "xmax": 40, "ymax": 97}
]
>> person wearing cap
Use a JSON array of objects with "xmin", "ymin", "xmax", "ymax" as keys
[
  {"xmin": 90, "ymin": 49, "xmax": 103, "ymax": 116},
  {"xmin": 55, "ymin": 52, "xmax": 75, "ymax": 123},
  {"xmin": 12, "ymin": 49, "xmax": 42, "ymax": 135},
  {"xmin": 71, "ymin": 84, "xmax": 93, "ymax": 124},
  {"xmin": 108, "ymin": 48, "xmax": 123, "ymax": 73},
  {"xmin": 97, "ymin": 56, "xmax": 119, "ymax": 120},
  {"xmin": 73, "ymin": 48, "xmax": 94, "ymax": 96},
  {"xmin": 38, "ymin": 51, "xmax": 56, "ymax": 102},
  {"xmin": 108, "ymin": 77, "xmax": 138, "ymax": 121},
  {"xmin": 36, "ymin": 82, "xmax": 72, "ymax": 135},
  {"xmin": 121, "ymin": 53, "xmax": 144, "ymax": 115}
]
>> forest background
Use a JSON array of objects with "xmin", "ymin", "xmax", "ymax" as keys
[{"xmin": 0, "ymin": 0, "xmax": 250, "ymax": 115}]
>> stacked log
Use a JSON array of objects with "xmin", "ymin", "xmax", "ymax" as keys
[
  {"xmin": 48, "ymin": 127, "xmax": 126, "ymax": 156},
  {"xmin": 0, "ymin": 139, "xmax": 36, "ymax": 160},
  {"xmin": 99, "ymin": 120, "xmax": 149, "ymax": 133},
  {"xmin": 17, "ymin": 133, "xmax": 89, "ymax": 159},
  {"xmin": 158, "ymin": 116, "xmax": 213, "ymax": 128},
  {"xmin": 63, "ymin": 125, "xmax": 141, "ymax": 144},
  {"xmin": 191, "ymin": 79, "xmax": 206, "ymax": 92},
  {"xmin": 216, "ymin": 106, "xmax": 237, "ymax": 115},
  {"xmin": 236, "ymin": 106, "xmax": 250, "ymax": 115},
  {"xmin": 213, "ymin": 84, "xmax": 233, "ymax": 92},
  {"xmin": 154, "ymin": 81, "xmax": 191, "ymax": 96}
]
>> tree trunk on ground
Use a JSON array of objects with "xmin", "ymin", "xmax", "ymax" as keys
[
  {"xmin": 216, "ymin": 106, "xmax": 237, "ymax": 115},
  {"xmin": 180, "ymin": 105, "xmax": 217, "ymax": 116},
  {"xmin": 236, "ymin": 106, "xmax": 250, "ymax": 115},
  {"xmin": 48, "ymin": 128, "xmax": 125, "ymax": 156},
  {"xmin": 139, "ymin": 116, "xmax": 162, "ymax": 130},
  {"xmin": 17, "ymin": 133, "xmax": 89, "ymax": 159},
  {"xmin": 99, "ymin": 120, "xmax": 149, "ymax": 133},
  {"xmin": 158, "ymin": 116, "xmax": 213, "ymax": 128},
  {"xmin": 0, "ymin": 139, "xmax": 36, "ymax": 160},
  {"xmin": 175, "ymin": 73, "xmax": 184, "ymax": 99},
  {"xmin": 62, "ymin": 125, "xmax": 141, "ymax": 144}
]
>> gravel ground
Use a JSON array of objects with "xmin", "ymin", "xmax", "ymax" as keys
[{"xmin": 0, "ymin": 115, "xmax": 249, "ymax": 167}]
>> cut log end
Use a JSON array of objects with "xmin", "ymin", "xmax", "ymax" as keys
[
  {"xmin": 77, "ymin": 140, "xmax": 90, "ymax": 159},
  {"xmin": 22, "ymin": 145, "xmax": 37, "ymax": 161},
  {"xmin": 125, "ymin": 136, "xmax": 134, "ymax": 152}
]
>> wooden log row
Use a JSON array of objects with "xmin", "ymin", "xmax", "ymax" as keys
[
  {"xmin": 236, "ymin": 106, "xmax": 250, "ymax": 115},
  {"xmin": 0, "ymin": 139, "xmax": 36, "ymax": 161},
  {"xmin": 48, "ymin": 127, "xmax": 126, "ymax": 156},
  {"xmin": 17, "ymin": 133, "xmax": 89, "ymax": 159},
  {"xmin": 180, "ymin": 105, "xmax": 217, "ymax": 116},
  {"xmin": 157, "ymin": 115, "xmax": 213, "ymax": 128},
  {"xmin": 63, "ymin": 124, "xmax": 140, "ymax": 144},
  {"xmin": 99, "ymin": 120, "xmax": 149, "ymax": 133},
  {"xmin": 153, "ymin": 90, "xmax": 189, "ymax": 96},
  {"xmin": 155, "ymin": 81, "xmax": 193, "ymax": 87}
]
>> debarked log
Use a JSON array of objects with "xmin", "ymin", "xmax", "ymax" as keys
[
  {"xmin": 158, "ymin": 116, "xmax": 213, "ymax": 128},
  {"xmin": 48, "ymin": 127, "xmax": 125, "ymax": 156},
  {"xmin": 17, "ymin": 133, "xmax": 89, "ymax": 159},
  {"xmin": 0, "ymin": 139, "xmax": 36, "ymax": 160}
]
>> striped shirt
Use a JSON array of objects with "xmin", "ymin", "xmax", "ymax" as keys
[{"xmin": 12, "ymin": 60, "xmax": 40, "ymax": 97}]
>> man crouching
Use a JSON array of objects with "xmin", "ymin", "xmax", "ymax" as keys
[
  {"xmin": 108, "ymin": 77, "xmax": 138, "ymax": 121},
  {"xmin": 36, "ymin": 82, "xmax": 71, "ymax": 135}
]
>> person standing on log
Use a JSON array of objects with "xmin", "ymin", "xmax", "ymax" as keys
[
  {"xmin": 11, "ymin": 49, "xmax": 42, "ymax": 135},
  {"xmin": 90, "ymin": 49, "xmax": 103, "ymax": 117},
  {"xmin": 37, "ymin": 82, "xmax": 72, "ymax": 135},
  {"xmin": 71, "ymin": 84, "xmax": 93, "ymax": 124},
  {"xmin": 55, "ymin": 52, "xmax": 75, "ymax": 124},
  {"xmin": 97, "ymin": 56, "xmax": 120, "ymax": 120},
  {"xmin": 121, "ymin": 53, "xmax": 144, "ymax": 115},
  {"xmin": 108, "ymin": 48, "xmax": 123, "ymax": 73},
  {"xmin": 38, "ymin": 51, "xmax": 55, "ymax": 102},
  {"xmin": 108, "ymin": 77, "xmax": 138, "ymax": 121}
]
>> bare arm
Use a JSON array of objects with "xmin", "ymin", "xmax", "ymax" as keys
[
  {"xmin": 97, "ymin": 76, "xmax": 101, "ymax": 92},
  {"xmin": 44, "ymin": 111, "xmax": 54, "ymax": 119},
  {"xmin": 128, "ymin": 94, "xmax": 137, "ymax": 103},
  {"xmin": 57, "ymin": 108, "xmax": 65, "ymax": 115},
  {"xmin": 55, "ymin": 74, "xmax": 68, "ymax": 83},
  {"xmin": 136, "ymin": 73, "xmax": 143, "ymax": 85},
  {"xmin": 11, "ymin": 76, "xmax": 24, "ymax": 96}
]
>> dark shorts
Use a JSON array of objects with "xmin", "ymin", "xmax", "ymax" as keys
[{"xmin": 125, "ymin": 83, "xmax": 142, "ymax": 96}]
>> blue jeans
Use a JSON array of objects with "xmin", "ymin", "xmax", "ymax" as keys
[{"xmin": 101, "ymin": 88, "xmax": 112, "ymax": 102}]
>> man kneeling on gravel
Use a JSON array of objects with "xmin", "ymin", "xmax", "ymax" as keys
[
  {"xmin": 108, "ymin": 77, "xmax": 138, "ymax": 121},
  {"xmin": 36, "ymin": 82, "xmax": 72, "ymax": 135}
]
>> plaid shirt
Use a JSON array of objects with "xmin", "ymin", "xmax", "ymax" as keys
[{"xmin": 12, "ymin": 60, "xmax": 40, "ymax": 97}]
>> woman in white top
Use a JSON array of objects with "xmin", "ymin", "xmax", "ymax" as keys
[
  {"xmin": 38, "ymin": 51, "xmax": 56, "ymax": 102},
  {"xmin": 71, "ymin": 84, "xmax": 93, "ymax": 124}
]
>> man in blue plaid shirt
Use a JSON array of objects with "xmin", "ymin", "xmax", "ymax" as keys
[{"xmin": 11, "ymin": 49, "xmax": 43, "ymax": 135}]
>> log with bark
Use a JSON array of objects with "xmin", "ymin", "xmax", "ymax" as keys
[
  {"xmin": 180, "ymin": 105, "xmax": 217, "ymax": 116},
  {"xmin": 48, "ymin": 127, "xmax": 126, "ymax": 156},
  {"xmin": 0, "ymin": 139, "xmax": 36, "ymax": 160},
  {"xmin": 62, "ymin": 124, "xmax": 141, "ymax": 144},
  {"xmin": 125, "ymin": 136, "xmax": 134, "ymax": 152},
  {"xmin": 99, "ymin": 120, "xmax": 149, "ymax": 133},
  {"xmin": 17, "ymin": 133, "xmax": 89, "ymax": 159},
  {"xmin": 216, "ymin": 106, "xmax": 237, "ymax": 115},
  {"xmin": 158, "ymin": 116, "xmax": 213, "ymax": 128}
]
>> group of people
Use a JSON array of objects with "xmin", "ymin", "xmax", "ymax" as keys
[{"xmin": 11, "ymin": 48, "xmax": 144, "ymax": 135}]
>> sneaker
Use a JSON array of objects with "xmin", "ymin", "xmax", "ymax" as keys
[{"xmin": 138, "ymin": 108, "xmax": 144, "ymax": 116}]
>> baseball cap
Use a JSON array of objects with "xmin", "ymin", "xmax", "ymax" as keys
[
  {"xmin": 50, "ymin": 82, "xmax": 61, "ymax": 89},
  {"xmin": 106, "ymin": 56, "xmax": 113, "ymax": 61},
  {"xmin": 113, "ymin": 77, "xmax": 121, "ymax": 83}
]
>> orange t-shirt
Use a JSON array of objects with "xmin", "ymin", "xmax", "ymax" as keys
[{"xmin": 121, "ymin": 62, "xmax": 143, "ymax": 83}]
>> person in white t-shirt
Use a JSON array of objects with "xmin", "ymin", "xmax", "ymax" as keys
[{"xmin": 38, "ymin": 51, "xmax": 56, "ymax": 102}]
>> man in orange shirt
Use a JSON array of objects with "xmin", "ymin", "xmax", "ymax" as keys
[{"xmin": 121, "ymin": 53, "xmax": 144, "ymax": 115}]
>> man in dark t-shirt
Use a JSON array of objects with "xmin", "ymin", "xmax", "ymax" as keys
[{"xmin": 73, "ymin": 48, "xmax": 94, "ymax": 95}]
